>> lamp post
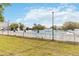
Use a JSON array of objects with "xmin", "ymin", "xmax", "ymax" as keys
[{"xmin": 52, "ymin": 12, "xmax": 54, "ymax": 41}]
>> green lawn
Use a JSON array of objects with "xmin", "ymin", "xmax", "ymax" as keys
[{"xmin": 0, "ymin": 35, "xmax": 79, "ymax": 56}]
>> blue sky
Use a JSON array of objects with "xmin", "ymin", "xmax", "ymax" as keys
[{"xmin": 3, "ymin": 3, "xmax": 79, "ymax": 27}]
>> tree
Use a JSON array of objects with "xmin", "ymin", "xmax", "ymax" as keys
[
  {"xmin": 62, "ymin": 21, "xmax": 77, "ymax": 30},
  {"xmin": 0, "ymin": 3, "xmax": 10, "ymax": 22},
  {"xmin": 52, "ymin": 25, "xmax": 57, "ymax": 30},
  {"xmin": 75, "ymin": 22, "xmax": 79, "ymax": 29},
  {"xmin": 32, "ymin": 24, "xmax": 46, "ymax": 33},
  {"xmin": 9, "ymin": 23, "xmax": 18, "ymax": 31},
  {"xmin": 26, "ymin": 27, "xmax": 30, "ymax": 30},
  {"xmin": 19, "ymin": 23, "xmax": 24, "ymax": 30},
  {"xmin": 0, "ymin": 14, "xmax": 4, "ymax": 22},
  {"xmin": 33, "ymin": 24, "xmax": 46, "ymax": 30}
]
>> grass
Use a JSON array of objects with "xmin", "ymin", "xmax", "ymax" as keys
[{"xmin": 0, "ymin": 35, "xmax": 79, "ymax": 56}]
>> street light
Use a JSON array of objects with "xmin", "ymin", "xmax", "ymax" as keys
[{"xmin": 52, "ymin": 12, "xmax": 54, "ymax": 41}]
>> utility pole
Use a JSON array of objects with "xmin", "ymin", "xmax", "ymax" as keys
[{"xmin": 52, "ymin": 12, "xmax": 54, "ymax": 41}]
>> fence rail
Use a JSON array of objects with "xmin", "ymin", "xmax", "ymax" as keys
[
  {"xmin": 54, "ymin": 30, "xmax": 79, "ymax": 42},
  {"xmin": 2, "ymin": 30, "xmax": 79, "ymax": 43},
  {"xmin": 0, "ymin": 30, "xmax": 53, "ymax": 40}
]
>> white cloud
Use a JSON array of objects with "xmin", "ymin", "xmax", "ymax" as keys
[
  {"xmin": 24, "ymin": 8, "xmax": 52, "ymax": 20},
  {"xmin": 54, "ymin": 5, "xmax": 79, "ymax": 25},
  {"xmin": 16, "ymin": 8, "xmax": 55, "ymax": 28},
  {"xmin": 16, "ymin": 4, "xmax": 79, "ymax": 27}
]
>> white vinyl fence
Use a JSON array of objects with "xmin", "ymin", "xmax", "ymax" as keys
[
  {"xmin": 54, "ymin": 30, "xmax": 79, "ymax": 42},
  {"xmin": 0, "ymin": 30, "xmax": 53, "ymax": 40},
  {"xmin": 1, "ymin": 30, "xmax": 79, "ymax": 42}
]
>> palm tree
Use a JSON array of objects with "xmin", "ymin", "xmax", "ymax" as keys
[{"xmin": 0, "ymin": 3, "xmax": 10, "ymax": 22}]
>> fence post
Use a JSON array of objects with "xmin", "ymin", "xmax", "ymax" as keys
[
  {"xmin": 23, "ymin": 31, "xmax": 25, "ymax": 37},
  {"xmin": 73, "ymin": 30, "xmax": 76, "ymax": 45},
  {"xmin": 7, "ymin": 20, "xmax": 9, "ymax": 35}
]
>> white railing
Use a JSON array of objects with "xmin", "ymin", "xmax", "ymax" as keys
[
  {"xmin": 54, "ymin": 30, "xmax": 79, "ymax": 42},
  {"xmin": 0, "ymin": 30, "xmax": 53, "ymax": 40}
]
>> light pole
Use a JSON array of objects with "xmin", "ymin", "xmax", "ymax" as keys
[{"xmin": 52, "ymin": 12, "xmax": 54, "ymax": 41}]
